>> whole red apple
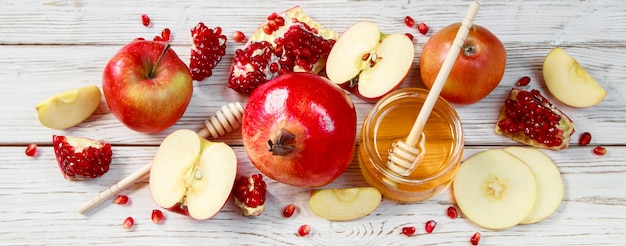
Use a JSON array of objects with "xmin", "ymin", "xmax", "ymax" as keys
[
  {"xmin": 102, "ymin": 40, "xmax": 193, "ymax": 133},
  {"xmin": 420, "ymin": 23, "xmax": 506, "ymax": 104},
  {"xmin": 242, "ymin": 72, "xmax": 357, "ymax": 187}
]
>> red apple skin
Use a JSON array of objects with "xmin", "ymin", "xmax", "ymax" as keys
[
  {"xmin": 102, "ymin": 40, "xmax": 193, "ymax": 133},
  {"xmin": 420, "ymin": 23, "xmax": 506, "ymax": 105},
  {"xmin": 242, "ymin": 72, "xmax": 357, "ymax": 188}
]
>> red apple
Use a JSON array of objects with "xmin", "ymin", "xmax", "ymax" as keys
[
  {"xmin": 420, "ymin": 23, "xmax": 506, "ymax": 104},
  {"xmin": 102, "ymin": 40, "xmax": 193, "ymax": 133},
  {"xmin": 242, "ymin": 72, "xmax": 357, "ymax": 187}
]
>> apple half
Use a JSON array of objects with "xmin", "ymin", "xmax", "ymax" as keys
[
  {"xmin": 309, "ymin": 187, "xmax": 382, "ymax": 221},
  {"xmin": 149, "ymin": 129, "xmax": 237, "ymax": 220},
  {"xmin": 543, "ymin": 47, "xmax": 607, "ymax": 108},
  {"xmin": 35, "ymin": 85, "xmax": 101, "ymax": 130},
  {"xmin": 326, "ymin": 21, "xmax": 414, "ymax": 101}
]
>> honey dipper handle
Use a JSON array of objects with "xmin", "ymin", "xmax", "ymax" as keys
[{"xmin": 405, "ymin": 1, "xmax": 480, "ymax": 146}]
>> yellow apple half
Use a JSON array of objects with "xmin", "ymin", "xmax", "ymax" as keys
[
  {"xmin": 309, "ymin": 187, "xmax": 382, "ymax": 221},
  {"xmin": 543, "ymin": 47, "xmax": 607, "ymax": 108},
  {"xmin": 35, "ymin": 85, "xmax": 102, "ymax": 130}
]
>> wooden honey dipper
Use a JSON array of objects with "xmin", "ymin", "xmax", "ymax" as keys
[{"xmin": 77, "ymin": 101, "xmax": 245, "ymax": 214}]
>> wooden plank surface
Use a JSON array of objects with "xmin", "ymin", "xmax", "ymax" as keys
[{"xmin": 1, "ymin": 0, "xmax": 625, "ymax": 244}]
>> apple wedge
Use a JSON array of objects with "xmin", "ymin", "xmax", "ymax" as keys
[
  {"xmin": 35, "ymin": 85, "xmax": 101, "ymax": 130},
  {"xmin": 543, "ymin": 47, "xmax": 607, "ymax": 108},
  {"xmin": 309, "ymin": 187, "xmax": 382, "ymax": 221},
  {"xmin": 503, "ymin": 147, "xmax": 564, "ymax": 224},
  {"xmin": 326, "ymin": 21, "xmax": 414, "ymax": 101},
  {"xmin": 149, "ymin": 129, "xmax": 237, "ymax": 220},
  {"xmin": 453, "ymin": 149, "xmax": 537, "ymax": 230}
]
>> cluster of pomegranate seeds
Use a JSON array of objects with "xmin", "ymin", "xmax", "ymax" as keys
[
  {"xmin": 593, "ymin": 146, "xmax": 607, "ymax": 156},
  {"xmin": 401, "ymin": 226, "xmax": 416, "ymax": 236},
  {"xmin": 417, "ymin": 22, "xmax": 429, "ymax": 35},
  {"xmin": 189, "ymin": 22, "xmax": 227, "ymax": 81},
  {"xmin": 141, "ymin": 14, "xmax": 150, "ymax": 27},
  {"xmin": 579, "ymin": 132, "xmax": 592, "ymax": 146},
  {"xmin": 114, "ymin": 195, "xmax": 129, "ymax": 205},
  {"xmin": 52, "ymin": 135, "xmax": 113, "ymax": 180},
  {"xmin": 298, "ymin": 224, "xmax": 311, "ymax": 236},
  {"xmin": 151, "ymin": 209, "xmax": 164, "ymax": 224},
  {"xmin": 282, "ymin": 204, "xmax": 296, "ymax": 217},
  {"xmin": 25, "ymin": 143, "xmax": 37, "ymax": 157},
  {"xmin": 274, "ymin": 22, "xmax": 335, "ymax": 72},
  {"xmin": 233, "ymin": 174, "xmax": 267, "ymax": 216},
  {"xmin": 470, "ymin": 232, "xmax": 482, "ymax": 245},
  {"xmin": 447, "ymin": 206, "xmax": 459, "ymax": 219},
  {"xmin": 263, "ymin": 12, "xmax": 286, "ymax": 35},
  {"xmin": 424, "ymin": 220, "xmax": 437, "ymax": 233},
  {"xmin": 233, "ymin": 31, "xmax": 246, "ymax": 43},
  {"xmin": 516, "ymin": 76, "xmax": 531, "ymax": 86},
  {"xmin": 123, "ymin": 217, "xmax": 134, "ymax": 230},
  {"xmin": 404, "ymin": 16, "xmax": 415, "ymax": 28}
]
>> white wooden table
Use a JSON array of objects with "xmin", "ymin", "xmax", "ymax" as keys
[{"xmin": 2, "ymin": 0, "xmax": 625, "ymax": 244}]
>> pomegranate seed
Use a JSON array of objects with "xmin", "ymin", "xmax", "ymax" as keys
[
  {"xmin": 404, "ymin": 16, "xmax": 415, "ymax": 27},
  {"xmin": 516, "ymin": 76, "xmax": 531, "ymax": 86},
  {"xmin": 25, "ymin": 143, "xmax": 37, "ymax": 157},
  {"xmin": 404, "ymin": 33, "xmax": 414, "ymax": 41},
  {"xmin": 113, "ymin": 195, "xmax": 129, "ymax": 205},
  {"xmin": 123, "ymin": 217, "xmax": 134, "ymax": 230},
  {"xmin": 282, "ymin": 204, "xmax": 296, "ymax": 217},
  {"xmin": 161, "ymin": 28, "xmax": 171, "ymax": 41},
  {"xmin": 401, "ymin": 226, "xmax": 416, "ymax": 236},
  {"xmin": 447, "ymin": 206, "xmax": 458, "ymax": 219},
  {"xmin": 141, "ymin": 14, "xmax": 150, "ymax": 27},
  {"xmin": 274, "ymin": 16, "xmax": 285, "ymax": 27},
  {"xmin": 593, "ymin": 146, "xmax": 607, "ymax": 156},
  {"xmin": 151, "ymin": 209, "xmax": 164, "ymax": 224},
  {"xmin": 262, "ymin": 24, "xmax": 273, "ymax": 35},
  {"xmin": 298, "ymin": 224, "xmax": 311, "ymax": 236},
  {"xmin": 233, "ymin": 31, "xmax": 246, "ymax": 43},
  {"xmin": 417, "ymin": 22, "xmax": 429, "ymax": 35},
  {"xmin": 579, "ymin": 132, "xmax": 592, "ymax": 146},
  {"xmin": 424, "ymin": 220, "xmax": 436, "ymax": 233},
  {"xmin": 268, "ymin": 12, "xmax": 279, "ymax": 21},
  {"xmin": 470, "ymin": 232, "xmax": 481, "ymax": 245}
]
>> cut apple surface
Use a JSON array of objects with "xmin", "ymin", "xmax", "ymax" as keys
[
  {"xmin": 453, "ymin": 149, "xmax": 537, "ymax": 230},
  {"xmin": 149, "ymin": 129, "xmax": 237, "ymax": 220},
  {"xmin": 503, "ymin": 147, "xmax": 564, "ymax": 224},
  {"xmin": 309, "ymin": 187, "xmax": 382, "ymax": 221},
  {"xmin": 543, "ymin": 47, "xmax": 606, "ymax": 108},
  {"xmin": 35, "ymin": 85, "xmax": 101, "ymax": 130},
  {"xmin": 326, "ymin": 21, "xmax": 414, "ymax": 101}
]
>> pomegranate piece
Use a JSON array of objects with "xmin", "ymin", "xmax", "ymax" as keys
[
  {"xmin": 593, "ymin": 146, "xmax": 607, "ymax": 156},
  {"xmin": 190, "ymin": 22, "xmax": 227, "ymax": 81},
  {"xmin": 417, "ymin": 22, "xmax": 429, "ymax": 35},
  {"xmin": 233, "ymin": 174, "xmax": 267, "ymax": 216},
  {"xmin": 447, "ymin": 206, "xmax": 458, "ymax": 219},
  {"xmin": 401, "ymin": 226, "xmax": 416, "ymax": 236},
  {"xmin": 282, "ymin": 203, "xmax": 296, "ymax": 217},
  {"xmin": 114, "ymin": 195, "xmax": 129, "ymax": 205},
  {"xmin": 516, "ymin": 76, "xmax": 531, "ymax": 86},
  {"xmin": 298, "ymin": 224, "xmax": 311, "ymax": 236},
  {"xmin": 495, "ymin": 88, "xmax": 575, "ymax": 150},
  {"xmin": 123, "ymin": 217, "xmax": 134, "ymax": 230},
  {"xmin": 404, "ymin": 16, "xmax": 415, "ymax": 27},
  {"xmin": 233, "ymin": 31, "xmax": 246, "ymax": 43},
  {"xmin": 424, "ymin": 220, "xmax": 436, "ymax": 233},
  {"xmin": 579, "ymin": 132, "xmax": 592, "ymax": 146},
  {"xmin": 161, "ymin": 28, "xmax": 171, "ymax": 41},
  {"xmin": 141, "ymin": 14, "xmax": 150, "ymax": 27},
  {"xmin": 25, "ymin": 143, "xmax": 37, "ymax": 157},
  {"xmin": 52, "ymin": 135, "xmax": 112, "ymax": 180},
  {"xmin": 151, "ymin": 209, "xmax": 165, "ymax": 224},
  {"xmin": 470, "ymin": 232, "xmax": 481, "ymax": 245}
]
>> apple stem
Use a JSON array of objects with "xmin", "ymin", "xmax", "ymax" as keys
[
  {"xmin": 149, "ymin": 43, "xmax": 170, "ymax": 78},
  {"xmin": 267, "ymin": 128, "xmax": 296, "ymax": 156}
]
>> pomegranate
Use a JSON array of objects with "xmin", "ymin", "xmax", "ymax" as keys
[
  {"xmin": 190, "ymin": 22, "xmax": 227, "ymax": 81},
  {"xmin": 402, "ymin": 226, "xmax": 416, "ymax": 236},
  {"xmin": 425, "ymin": 220, "xmax": 436, "ymax": 233},
  {"xmin": 242, "ymin": 73, "xmax": 357, "ymax": 187},
  {"xmin": 516, "ymin": 76, "xmax": 531, "ymax": 86},
  {"xmin": 141, "ymin": 14, "xmax": 150, "ymax": 27},
  {"xmin": 233, "ymin": 174, "xmax": 267, "ymax": 216},
  {"xmin": 404, "ymin": 16, "xmax": 415, "ymax": 27},
  {"xmin": 470, "ymin": 232, "xmax": 482, "ymax": 245},
  {"xmin": 495, "ymin": 88, "xmax": 575, "ymax": 150},
  {"xmin": 447, "ymin": 206, "xmax": 459, "ymax": 219},
  {"xmin": 593, "ymin": 146, "xmax": 607, "ymax": 156},
  {"xmin": 282, "ymin": 204, "xmax": 296, "ymax": 217},
  {"xmin": 151, "ymin": 209, "xmax": 164, "ymax": 224},
  {"xmin": 417, "ymin": 22, "xmax": 429, "ymax": 35},
  {"xmin": 579, "ymin": 132, "xmax": 592, "ymax": 146},
  {"xmin": 298, "ymin": 224, "xmax": 311, "ymax": 236},
  {"xmin": 233, "ymin": 31, "xmax": 246, "ymax": 43},
  {"xmin": 123, "ymin": 217, "xmax": 134, "ymax": 230},
  {"xmin": 25, "ymin": 143, "xmax": 37, "ymax": 157},
  {"xmin": 227, "ymin": 6, "xmax": 338, "ymax": 95},
  {"xmin": 52, "ymin": 135, "xmax": 113, "ymax": 180},
  {"xmin": 114, "ymin": 195, "xmax": 129, "ymax": 205}
]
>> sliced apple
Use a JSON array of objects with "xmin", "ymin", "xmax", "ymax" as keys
[
  {"xmin": 309, "ymin": 187, "xmax": 382, "ymax": 221},
  {"xmin": 543, "ymin": 47, "xmax": 607, "ymax": 108},
  {"xmin": 503, "ymin": 146, "xmax": 564, "ymax": 224},
  {"xmin": 35, "ymin": 85, "xmax": 101, "ymax": 130},
  {"xmin": 149, "ymin": 129, "xmax": 237, "ymax": 220},
  {"xmin": 326, "ymin": 21, "xmax": 414, "ymax": 101},
  {"xmin": 452, "ymin": 149, "xmax": 537, "ymax": 230}
]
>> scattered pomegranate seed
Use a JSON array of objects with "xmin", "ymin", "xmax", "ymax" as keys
[
  {"xmin": 298, "ymin": 224, "xmax": 311, "ymax": 236},
  {"xmin": 516, "ymin": 76, "xmax": 531, "ymax": 86},
  {"xmin": 417, "ymin": 22, "xmax": 429, "ymax": 35},
  {"xmin": 593, "ymin": 146, "xmax": 607, "ymax": 156},
  {"xmin": 25, "ymin": 143, "xmax": 37, "ymax": 157},
  {"xmin": 282, "ymin": 204, "xmax": 296, "ymax": 217},
  {"xmin": 161, "ymin": 28, "xmax": 171, "ymax": 41},
  {"xmin": 141, "ymin": 14, "xmax": 150, "ymax": 27},
  {"xmin": 401, "ymin": 226, "xmax": 416, "ymax": 236},
  {"xmin": 424, "ymin": 220, "xmax": 436, "ymax": 233},
  {"xmin": 404, "ymin": 33, "xmax": 414, "ymax": 41},
  {"xmin": 151, "ymin": 209, "xmax": 164, "ymax": 224},
  {"xmin": 113, "ymin": 195, "xmax": 129, "ymax": 205},
  {"xmin": 233, "ymin": 31, "xmax": 246, "ymax": 43},
  {"xmin": 579, "ymin": 132, "xmax": 592, "ymax": 146},
  {"xmin": 447, "ymin": 206, "xmax": 459, "ymax": 219},
  {"xmin": 404, "ymin": 16, "xmax": 415, "ymax": 27},
  {"xmin": 123, "ymin": 217, "xmax": 134, "ymax": 230},
  {"xmin": 470, "ymin": 232, "xmax": 481, "ymax": 245}
]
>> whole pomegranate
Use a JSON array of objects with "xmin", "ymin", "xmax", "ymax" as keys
[{"xmin": 242, "ymin": 72, "xmax": 357, "ymax": 187}]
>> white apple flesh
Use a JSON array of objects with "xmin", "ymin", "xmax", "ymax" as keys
[
  {"xmin": 309, "ymin": 187, "xmax": 382, "ymax": 221},
  {"xmin": 543, "ymin": 47, "xmax": 606, "ymax": 108},
  {"xmin": 149, "ymin": 129, "xmax": 237, "ymax": 220},
  {"xmin": 35, "ymin": 85, "xmax": 101, "ymax": 130}
]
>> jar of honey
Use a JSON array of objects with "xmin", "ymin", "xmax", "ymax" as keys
[{"xmin": 358, "ymin": 88, "xmax": 464, "ymax": 203}]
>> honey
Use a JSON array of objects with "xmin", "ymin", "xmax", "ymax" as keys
[{"xmin": 359, "ymin": 88, "xmax": 464, "ymax": 203}]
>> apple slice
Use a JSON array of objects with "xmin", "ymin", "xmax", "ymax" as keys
[
  {"xmin": 309, "ymin": 187, "xmax": 382, "ymax": 221},
  {"xmin": 326, "ymin": 21, "xmax": 414, "ymax": 101},
  {"xmin": 452, "ymin": 149, "xmax": 537, "ymax": 230},
  {"xmin": 543, "ymin": 47, "xmax": 607, "ymax": 108},
  {"xmin": 149, "ymin": 129, "xmax": 237, "ymax": 220},
  {"xmin": 35, "ymin": 85, "xmax": 101, "ymax": 130},
  {"xmin": 503, "ymin": 146, "xmax": 564, "ymax": 224}
]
